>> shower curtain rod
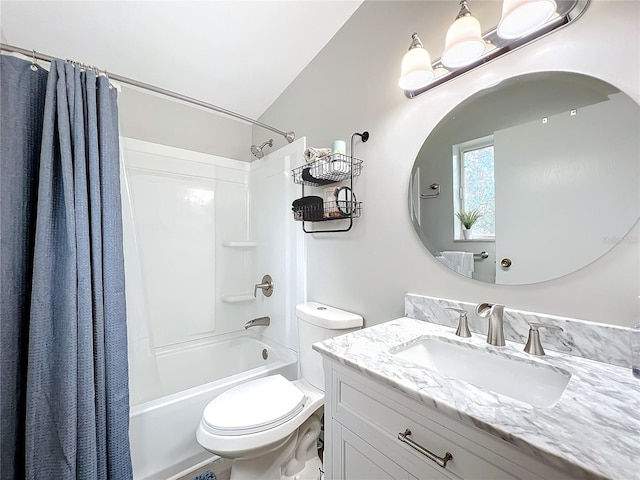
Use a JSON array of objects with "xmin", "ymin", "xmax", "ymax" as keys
[{"xmin": 0, "ymin": 42, "xmax": 296, "ymax": 143}]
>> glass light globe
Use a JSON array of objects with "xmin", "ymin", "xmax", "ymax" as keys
[
  {"xmin": 398, "ymin": 47, "xmax": 434, "ymax": 90},
  {"xmin": 497, "ymin": 0, "xmax": 557, "ymax": 39},
  {"xmin": 441, "ymin": 15, "xmax": 486, "ymax": 69}
]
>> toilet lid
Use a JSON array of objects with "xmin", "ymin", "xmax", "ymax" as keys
[{"xmin": 202, "ymin": 374, "xmax": 307, "ymax": 436}]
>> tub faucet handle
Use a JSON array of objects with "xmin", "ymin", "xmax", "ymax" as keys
[
  {"xmin": 524, "ymin": 323, "xmax": 564, "ymax": 356},
  {"xmin": 254, "ymin": 274, "xmax": 274, "ymax": 297},
  {"xmin": 445, "ymin": 308, "xmax": 471, "ymax": 338}
]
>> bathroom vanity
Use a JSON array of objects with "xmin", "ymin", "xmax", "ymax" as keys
[{"xmin": 314, "ymin": 315, "xmax": 640, "ymax": 479}]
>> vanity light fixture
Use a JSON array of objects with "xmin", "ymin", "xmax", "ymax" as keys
[
  {"xmin": 497, "ymin": 0, "xmax": 558, "ymax": 39},
  {"xmin": 398, "ymin": 33, "xmax": 434, "ymax": 90},
  {"xmin": 400, "ymin": 0, "xmax": 589, "ymax": 98},
  {"xmin": 441, "ymin": 1, "xmax": 486, "ymax": 69}
]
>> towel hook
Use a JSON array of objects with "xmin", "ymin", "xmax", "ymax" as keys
[{"xmin": 350, "ymin": 130, "xmax": 370, "ymax": 157}]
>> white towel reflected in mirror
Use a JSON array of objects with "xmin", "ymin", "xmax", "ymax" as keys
[{"xmin": 436, "ymin": 251, "xmax": 474, "ymax": 278}]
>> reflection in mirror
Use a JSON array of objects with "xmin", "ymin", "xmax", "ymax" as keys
[{"xmin": 409, "ymin": 72, "xmax": 640, "ymax": 285}]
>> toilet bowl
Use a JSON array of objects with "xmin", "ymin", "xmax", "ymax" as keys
[{"xmin": 196, "ymin": 302, "xmax": 363, "ymax": 480}]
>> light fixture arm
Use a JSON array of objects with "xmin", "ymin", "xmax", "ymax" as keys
[
  {"xmin": 455, "ymin": 0, "xmax": 473, "ymax": 20},
  {"xmin": 408, "ymin": 33, "xmax": 424, "ymax": 50}
]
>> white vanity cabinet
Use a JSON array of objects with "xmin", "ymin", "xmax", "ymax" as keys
[{"xmin": 323, "ymin": 359, "xmax": 575, "ymax": 480}]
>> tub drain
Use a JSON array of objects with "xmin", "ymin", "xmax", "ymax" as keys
[{"xmin": 262, "ymin": 348, "xmax": 269, "ymax": 360}]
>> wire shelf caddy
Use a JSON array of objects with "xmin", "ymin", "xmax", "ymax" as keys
[{"xmin": 292, "ymin": 154, "xmax": 363, "ymax": 187}]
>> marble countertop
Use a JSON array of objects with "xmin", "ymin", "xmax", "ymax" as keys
[{"xmin": 313, "ymin": 317, "xmax": 640, "ymax": 480}]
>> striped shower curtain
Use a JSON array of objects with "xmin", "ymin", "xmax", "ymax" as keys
[{"xmin": 1, "ymin": 55, "xmax": 133, "ymax": 479}]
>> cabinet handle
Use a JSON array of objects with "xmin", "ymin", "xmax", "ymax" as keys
[{"xmin": 397, "ymin": 429, "xmax": 453, "ymax": 469}]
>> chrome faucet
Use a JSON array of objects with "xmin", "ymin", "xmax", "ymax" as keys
[
  {"xmin": 244, "ymin": 316, "xmax": 271, "ymax": 329},
  {"xmin": 475, "ymin": 303, "xmax": 505, "ymax": 346}
]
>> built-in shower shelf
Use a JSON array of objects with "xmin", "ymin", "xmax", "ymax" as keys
[
  {"xmin": 221, "ymin": 294, "xmax": 255, "ymax": 303},
  {"xmin": 222, "ymin": 241, "xmax": 257, "ymax": 249}
]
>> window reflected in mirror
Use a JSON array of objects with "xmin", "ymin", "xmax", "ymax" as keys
[{"xmin": 453, "ymin": 135, "xmax": 495, "ymax": 241}]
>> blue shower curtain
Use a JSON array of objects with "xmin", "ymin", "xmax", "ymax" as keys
[{"xmin": 1, "ymin": 56, "xmax": 133, "ymax": 479}]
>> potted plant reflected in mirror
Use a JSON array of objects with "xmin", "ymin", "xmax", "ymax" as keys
[{"xmin": 455, "ymin": 208, "xmax": 483, "ymax": 240}]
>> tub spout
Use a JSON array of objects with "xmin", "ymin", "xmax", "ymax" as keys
[{"xmin": 244, "ymin": 316, "xmax": 271, "ymax": 329}]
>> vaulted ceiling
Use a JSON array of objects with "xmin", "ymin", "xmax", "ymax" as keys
[{"xmin": 0, "ymin": 1, "xmax": 363, "ymax": 119}]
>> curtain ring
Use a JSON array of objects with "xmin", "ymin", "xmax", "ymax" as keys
[{"xmin": 30, "ymin": 50, "xmax": 38, "ymax": 71}]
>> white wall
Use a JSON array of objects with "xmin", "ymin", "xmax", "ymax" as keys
[
  {"xmin": 255, "ymin": 0, "xmax": 640, "ymax": 327},
  {"xmin": 119, "ymin": 87, "xmax": 253, "ymax": 161}
]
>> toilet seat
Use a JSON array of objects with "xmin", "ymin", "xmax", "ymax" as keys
[{"xmin": 201, "ymin": 374, "xmax": 307, "ymax": 436}]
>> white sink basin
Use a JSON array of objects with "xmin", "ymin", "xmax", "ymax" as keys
[{"xmin": 392, "ymin": 337, "xmax": 571, "ymax": 408}]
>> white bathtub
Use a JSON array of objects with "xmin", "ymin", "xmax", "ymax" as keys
[{"xmin": 129, "ymin": 331, "xmax": 298, "ymax": 480}]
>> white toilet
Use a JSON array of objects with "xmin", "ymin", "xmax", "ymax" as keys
[{"xmin": 196, "ymin": 302, "xmax": 363, "ymax": 480}]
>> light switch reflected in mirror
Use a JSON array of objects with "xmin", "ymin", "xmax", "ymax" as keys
[{"xmin": 409, "ymin": 71, "xmax": 640, "ymax": 285}]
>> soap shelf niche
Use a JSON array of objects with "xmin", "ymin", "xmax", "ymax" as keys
[
  {"xmin": 291, "ymin": 131, "xmax": 369, "ymax": 233},
  {"xmin": 221, "ymin": 294, "xmax": 255, "ymax": 304},
  {"xmin": 222, "ymin": 241, "xmax": 257, "ymax": 250}
]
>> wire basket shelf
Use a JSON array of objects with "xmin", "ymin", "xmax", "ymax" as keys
[
  {"xmin": 292, "ymin": 154, "xmax": 363, "ymax": 186},
  {"xmin": 292, "ymin": 201, "xmax": 362, "ymax": 222}
]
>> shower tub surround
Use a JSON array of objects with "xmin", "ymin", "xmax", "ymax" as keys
[
  {"xmin": 313, "ymin": 294, "xmax": 640, "ymax": 480},
  {"xmin": 121, "ymin": 137, "xmax": 306, "ymax": 479}
]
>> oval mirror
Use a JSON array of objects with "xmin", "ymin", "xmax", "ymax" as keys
[{"xmin": 409, "ymin": 72, "xmax": 640, "ymax": 285}]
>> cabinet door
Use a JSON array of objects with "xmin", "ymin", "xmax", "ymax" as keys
[
  {"xmin": 332, "ymin": 422, "xmax": 423, "ymax": 480},
  {"xmin": 333, "ymin": 423, "xmax": 457, "ymax": 480}
]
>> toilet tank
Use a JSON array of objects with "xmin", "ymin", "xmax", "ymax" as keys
[{"xmin": 296, "ymin": 302, "xmax": 363, "ymax": 390}]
